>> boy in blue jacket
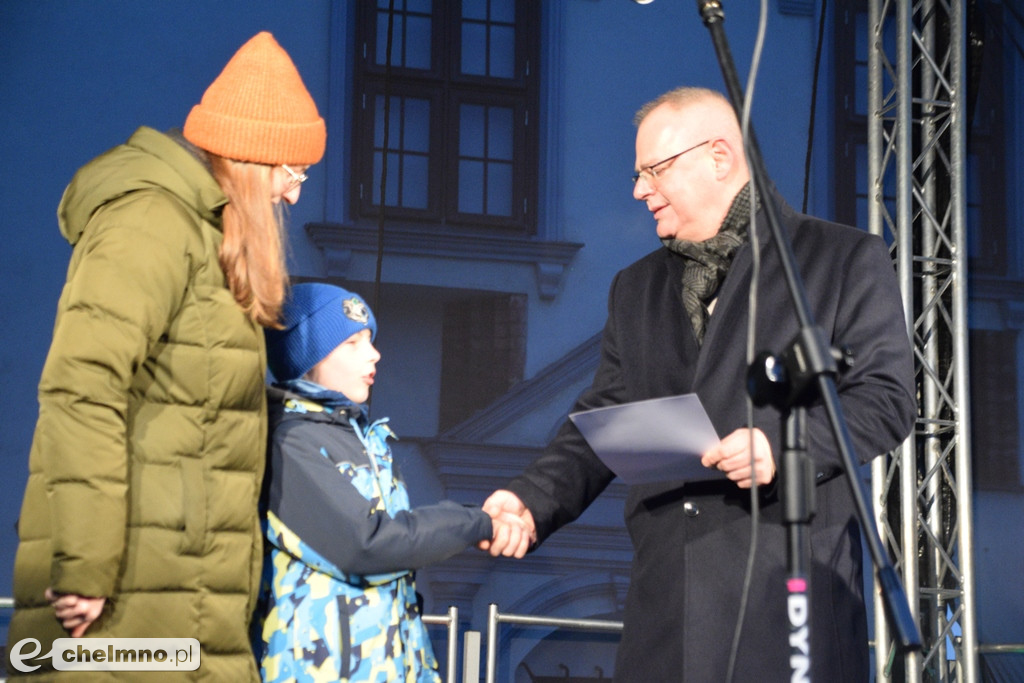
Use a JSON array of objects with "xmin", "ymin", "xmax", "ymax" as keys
[{"xmin": 257, "ymin": 282, "xmax": 493, "ymax": 682}]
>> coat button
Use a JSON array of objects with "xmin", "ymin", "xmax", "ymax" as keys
[{"xmin": 683, "ymin": 501, "xmax": 699, "ymax": 517}]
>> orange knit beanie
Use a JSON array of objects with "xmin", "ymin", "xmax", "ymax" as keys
[{"xmin": 183, "ymin": 32, "xmax": 326, "ymax": 166}]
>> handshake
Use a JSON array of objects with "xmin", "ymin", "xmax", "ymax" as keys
[
  {"xmin": 472, "ymin": 428, "xmax": 776, "ymax": 560},
  {"xmin": 477, "ymin": 490, "xmax": 536, "ymax": 559}
]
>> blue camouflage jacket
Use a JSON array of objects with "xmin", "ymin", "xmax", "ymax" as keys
[{"xmin": 256, "ymin": 382, "xmax": 492, "ymax": 682}]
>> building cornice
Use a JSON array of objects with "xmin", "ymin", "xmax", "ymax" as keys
[{"xmin": 306, "ymin": 222, "xmax": 584, "ymax": 300}]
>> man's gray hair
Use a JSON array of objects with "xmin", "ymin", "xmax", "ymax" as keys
[{"xmin": 633, "ymin": 86, "xmax": 732, "ymax": 127}]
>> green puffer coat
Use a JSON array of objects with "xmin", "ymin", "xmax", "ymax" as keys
[{"xmin": 6, "ymin": 127, "xmax": 267, "ymax": 681}]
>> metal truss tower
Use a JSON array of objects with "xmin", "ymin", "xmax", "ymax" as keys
[{"xmin": 867, "ymin": 0, "xmax": 977, "ymax": 680}]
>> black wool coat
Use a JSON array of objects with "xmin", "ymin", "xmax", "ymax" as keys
[{"xmin": 507, "ymin": 196, "xmax": 916, "ymax": 682}]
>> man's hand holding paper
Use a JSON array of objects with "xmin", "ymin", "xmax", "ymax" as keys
[
  {"xmin": 701, "ymin": 427, "xmax": 776, "ymax": 488},
  {"xmin": 568, "ymin": 393, "xmax": 726, "ymax": 485}
]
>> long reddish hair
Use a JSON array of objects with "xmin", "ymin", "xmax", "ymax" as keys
[{"xmin": 209, "ymin": 155, "xmax": 288, "ymax": 328}]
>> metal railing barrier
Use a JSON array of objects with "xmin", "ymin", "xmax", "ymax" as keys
[
  {"xmin": 484, "ymin": 603, "xmax": 623, "ymax": 683},
  {"xmin": 423, "ymin": 605, "xmax": 460, "ymax": 683}
]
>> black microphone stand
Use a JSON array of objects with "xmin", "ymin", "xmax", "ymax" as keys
[{"xmin": 693, "ymin": 1, "xmax": 922, "ymax": 679}]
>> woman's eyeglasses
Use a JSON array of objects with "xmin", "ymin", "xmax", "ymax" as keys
[{"xmin": 282, "ymin": 164, "xmax": 308, "ymax": 190}]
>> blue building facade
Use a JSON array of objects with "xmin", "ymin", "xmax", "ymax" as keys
[{"xmin": 1, "ymin": 1, "xmax": 1020, "ymax": 679}]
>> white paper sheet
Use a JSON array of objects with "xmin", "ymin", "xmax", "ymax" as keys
[{"xmin": 569, "ymin": 393, "xmax": 724, "ymax": 485}]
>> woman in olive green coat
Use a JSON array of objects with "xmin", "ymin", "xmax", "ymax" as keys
[{"xmin": 5, "ymin": 32, "xmax": 325, "ymax": 681}]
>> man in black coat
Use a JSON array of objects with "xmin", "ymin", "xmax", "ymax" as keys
[{"xmin": 482, "ymin": 87, "xmax": 916, "ymax": 682}]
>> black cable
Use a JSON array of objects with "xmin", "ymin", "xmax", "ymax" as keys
[
  {"xmin": 727, "ymin": 5, "xmax": 768, "ymax": 681},
  {"xmin": 801, "ymin": 0, "xmax": 828, "ymax": 214},
  {"xmin": 365, "ymin": 0, "xmax": 397, "ymax": 413},
  {"xmin": 374, "ymin": 0, "xmax": 396, "ymax": 314}
]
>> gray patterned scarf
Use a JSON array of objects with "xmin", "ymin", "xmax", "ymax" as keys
[{"xmin": 661, "ymin": 183, "xmax": 755, "ymax": 345}]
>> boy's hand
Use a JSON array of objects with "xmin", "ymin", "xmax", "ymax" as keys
[{"xmin": 479, "ymin": 490, "xmax": 536, "ymax": 558}]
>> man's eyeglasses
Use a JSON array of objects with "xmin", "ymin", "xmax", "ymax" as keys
[
  {"xmin": 631, "ymin": 140, "xmax": 710, "ymax": 185},
  {"xmin": 282, "ymin": 164, "xmax": 308, "ymax": 190}
]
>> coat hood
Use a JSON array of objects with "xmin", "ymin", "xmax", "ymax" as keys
[{"xmin": 57, "ymin": 126, "xmax": 228, "ymax": 246}]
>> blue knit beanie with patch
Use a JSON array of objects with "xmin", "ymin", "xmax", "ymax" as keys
[{"xmin": 265, "ymin": 283, "xmax": 377, "ymax": 382}]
